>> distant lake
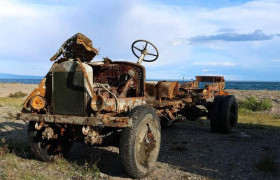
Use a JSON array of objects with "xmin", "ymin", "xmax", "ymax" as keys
[
  {"xmin": 0, "ymin": 79, "xmax": 41, "ymax": 84},
  {"xmin": 0, "ymin": 79, "xmax": 280, "ymax": 91}
]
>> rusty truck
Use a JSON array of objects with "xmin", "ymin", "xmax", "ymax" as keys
[{"xmin": 17, "ymin": 33, "xmax": 238, "ymax": 179}]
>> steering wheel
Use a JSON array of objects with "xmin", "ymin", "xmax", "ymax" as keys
[{"xmin": 131, "ymin": 40, "xmax": 159, "ymax": 62}]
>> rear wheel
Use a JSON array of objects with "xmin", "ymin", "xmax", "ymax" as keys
[
  {"xmin": 209, "ymin": 96, "xmax": 224, "ymax": 133},
  {"xmin": 209, "ymin": 95, "xmax": 238, "ymax": 133},
  {"xmin": 119, "ymin": 106, "xmax": 161, "ymax": 179},
  {"xmin": 220, "ymin": 95, "xmax": 238, "ymax": 133},
  {"xmin": 28, "ymin": 122, "xmax": 73, "ymax": 161}
]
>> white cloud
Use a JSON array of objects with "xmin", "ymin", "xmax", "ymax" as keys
[
  {"xmin": 191, "ymin": 61, "xmax": 236, "ymax": 66},
  {"xmin": 0, "ymin": 0, "xmax": 74, "ymax": 57},
  {"xmin": 186, "ymin": 30, "xmax": 275, "ymax": 44},
  {"xmin": 202, "ymin": 69, "xmax": 216, "ymax": 72}
]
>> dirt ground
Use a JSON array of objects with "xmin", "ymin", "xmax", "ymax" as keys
[
  {"xmin": 0, "ymin": 83, "xmax": 37, "ymax": 98},
  {"xmin": 0, "ymin": 83, "xmax": 280, "ymax": 180}
]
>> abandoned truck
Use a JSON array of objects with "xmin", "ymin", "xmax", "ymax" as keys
[{"xmin": 17, "ymin": 33, "xmax": 238, "ymax": 179}]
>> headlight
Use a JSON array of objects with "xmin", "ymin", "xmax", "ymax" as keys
[
  {"xmin": 30, "ymin": 95, "xmax": 46, "ymax": 110},
  {"xmin": 91, "ymin": 95, "xmax": 105, "ymax": 112}
]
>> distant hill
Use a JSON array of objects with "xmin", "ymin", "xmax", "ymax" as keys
[{"xmin": 0, "ymin": 73, "xmax": 43, "ymax": 79}]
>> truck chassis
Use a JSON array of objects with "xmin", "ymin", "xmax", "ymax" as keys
[{"xmin": 17, "ymin": 33, "xmax": 238, "ymax": 179}]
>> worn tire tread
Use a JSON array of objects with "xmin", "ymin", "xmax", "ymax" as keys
[
  {"xmin": 210, "ymin": 95, "xmax": 224, "ymax": 133},
  {"xmin": 119, "ymin": 105, "xmax": 160, "ymax": 179},
  {"xmin": 220, "ymin": 95, "xmax": 238, "ymax": 133}
]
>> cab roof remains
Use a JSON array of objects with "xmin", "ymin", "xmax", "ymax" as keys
[{"xmin": 50, "ymin": 33, "xmax": 99, "ymax": 62}]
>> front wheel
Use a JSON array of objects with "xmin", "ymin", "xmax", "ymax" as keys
[
  {"xmin": 119, "ymin": 106, "xmax": 161, "ymax": 179},
  {"xmin": 28, "ymin": 122, "xmax": 73, "ymax": 161}
]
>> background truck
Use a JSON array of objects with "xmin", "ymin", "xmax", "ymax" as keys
[{"xmin": 17, "ymin": 33, "xmax": 238, "ymax": 179}]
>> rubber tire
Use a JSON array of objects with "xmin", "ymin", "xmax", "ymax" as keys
[
  {"xmin": 28, "ymin": 122, "xmax": 73, "ymax": 161},
  {"xmin": 220, "ymin": 95, "xmax": 238, "ymax": 133},
  {"xmin": 209, "ymin": 96, "xmax": 224, "ymax": 133},
  {"xmin": 119, "ymin": 105, "xmax": 161, "ymax": 179}
]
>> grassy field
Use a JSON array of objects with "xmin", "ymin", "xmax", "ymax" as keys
[
  {"xmin": 0, "ymin": 95, "xmax": 102, "ymax": 180},
  {"xmin": 239, "ymin": 110, "xmax": 280, "ymax": 128},
  {"xmin": 0, "ymin": 97, "xmax": 25, "ymax": 109},
  {"xmin": 0, "ymin": 150, "xmax": 101, "ymax": 180}
]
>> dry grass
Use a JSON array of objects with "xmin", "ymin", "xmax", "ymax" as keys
[
  {"xmin": 0, "ymin": 132, "xmax": 101, "ymax": 179},
  {"xmin": 0, "ymin": 96, "xmax": 96, "ymax": 179},
  {"xmin": 0, "ymin": 146, "xmax": 101, "ymax": 180},
  {"xmin": 5, "ymin": 112, "xmax": 16, "ymax": 120},
  {"xmin": 0, "ymin": 97, "xmax": 25, "ymax": 108},
  {"xmin": 238, "ymin": 111, "xmax": 280, "ymax": 128},
  {"xmin": 0, "ymin": 138, "xmax": 10, "ymax": 156}
]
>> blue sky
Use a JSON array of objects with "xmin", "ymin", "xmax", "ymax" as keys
[{"xmin": 0, "ymin": 0, "xmax": 280, "ymax": 81}]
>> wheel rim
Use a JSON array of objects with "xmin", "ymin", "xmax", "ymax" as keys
[{"xmin": 135, "ymin": 114, "xmax": 160, "ymax": 170}]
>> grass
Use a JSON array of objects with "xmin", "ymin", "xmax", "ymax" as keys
[
  {"xmin": 8, "ymin": 91, "xmax": 27, "ymax": 98},
  {"xmin": 0, "ymin": 138, "xmax": 10, "ymax": 156},
  {"xmin": 0, "ymin": 92, "xmax": 101, "ymax": 179},
  {"xmin": 0, "ymin": 91, "xmax": 27, "ymax": 108},
  {"xmin": 199, "ymin": 110, "xmax": 280, "ymax": 131},
  {"xmin": 0, "ymin": 97, "xmax": 25, "ymax": 108},
  {"xmin": 0, "ymin": 155, "xmax": 101, "ymax": 180},
  {"xmin": 238, "ymin": 110, "xmax": 280, "ymax": 128},
  {"xmin": 0, "ymin": 138, "xmax": 101, "ymax": 180}
]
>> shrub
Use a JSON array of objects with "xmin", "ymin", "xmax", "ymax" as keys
[
  {"xmin": 239, "ymin": 97, "xmax": 272, "ymax": 111},
  {"xmin": 8, "ymin": 91, "xmax": 27, "ymax": 98},
  {"xmin": 259, "ymin": 99, "xmax": 273, "ymax": 111}
]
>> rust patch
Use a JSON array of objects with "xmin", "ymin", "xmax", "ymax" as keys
[
  {"xmin": 17, "ymin": 113, "xmax": 131, "ymax": 128},
  {"xmin": 157, "ymin": 81, "xmax": 179, "ymax": 100}
]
